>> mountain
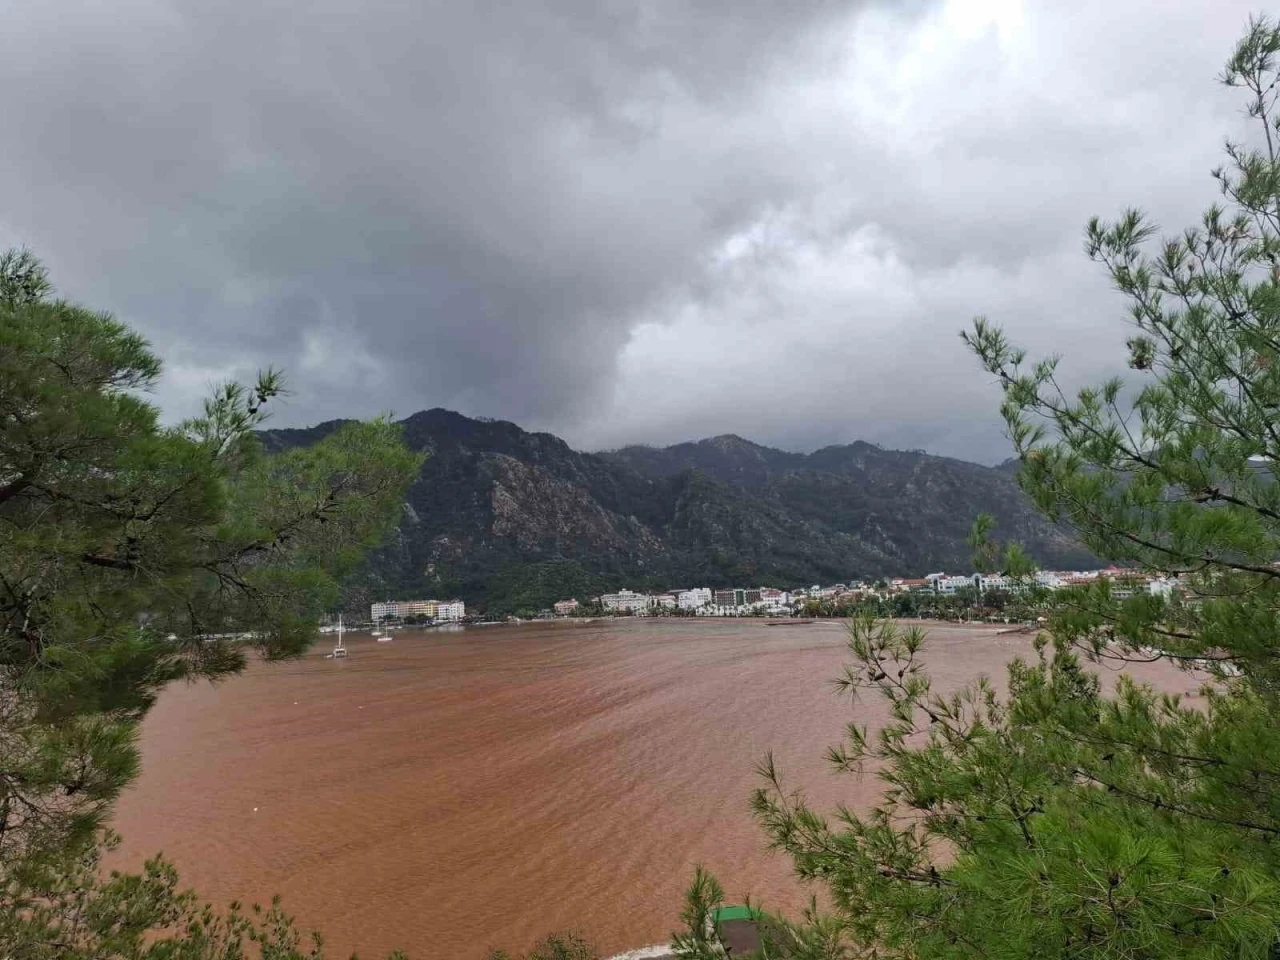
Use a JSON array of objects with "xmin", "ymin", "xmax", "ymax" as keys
[{"xmin": 257, "ymin": 409, "xmax": 1095, "ymax": 615}]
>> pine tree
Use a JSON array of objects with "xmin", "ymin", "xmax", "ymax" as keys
[
  {"xmin": 0, "ymin": 251, "xmax": 421, "ymax": 956},
  {"xmin": 679, "ymin": 16, "xmax": 1280, "ymax": 960},
  {"xmin": 487, "ymin": 932, "xmax": 599, "ymax": 960}
]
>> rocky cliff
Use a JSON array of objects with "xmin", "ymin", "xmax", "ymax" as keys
[{"xmin": 257, "ymin": 409, "xmax": 1095, "ymax": 614}]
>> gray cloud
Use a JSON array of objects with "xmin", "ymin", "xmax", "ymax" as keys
[{"xmin": 0, "ymin": 0, "xmax": 1261, "ymax": 462}]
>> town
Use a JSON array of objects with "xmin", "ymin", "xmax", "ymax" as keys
[
  {"xmin": 559, "ymin": 567, "xmax": 1181, "ymax": 618},
  {"xmin": 368, "ymin": 566, "xmax": 1184, "ymax": 625}
]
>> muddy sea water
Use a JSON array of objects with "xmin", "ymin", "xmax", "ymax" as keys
[{"xmin": 110, "ymin": 619, "xmax": 1197, "ymax": 958}]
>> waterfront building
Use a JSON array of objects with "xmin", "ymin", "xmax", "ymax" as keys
[
  {"xmin": 888, "ymin": 578, "xmax": 929, "ymax": 592},
  {"xmin": 678, "ymin": 587, "xmax": 712, "ymax": 610},
  {"xmin": 934, "ymin": 575, "xmax": 975, "ymax": 595},
  {"xmin": 371, "ymin": 599, "xmax": 443, "ymax": 621},
  {"xmin": 754, "ymin": 587, "xmax": 791, "ymax": 613},
  {"xmin": 437, "ymin": 599, "xmax": 466, "ymax": 620},
  {"xmin": 553, "ymin": 599, "xmax": 580, "ymax": 616},
  {"xmin": 600, "ymin": 589, "xmax": 651, "ymax": 613}
]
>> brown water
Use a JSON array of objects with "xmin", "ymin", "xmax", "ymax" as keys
[{"xmin": 110, "ymin": 619, "xmax": 1199, "ymax": 959}]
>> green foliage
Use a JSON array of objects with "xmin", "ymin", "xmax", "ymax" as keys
[
  {"xmin": 797, "ymin": 583, "xmax": 1040, "ymax": 624},
  {"xmin": 685, "ymin": 17, "xmax": 1280, "ymax": 960},
  {"xmin": 486, "ymin": 932, "xmax": 598, "ymax": 960},
  {"xmin": 968, "ymin": 512, "xmax": 1036, "ymax": 582},
  {"xmin": 0, "ymin": 248, "xmax": 52, "ymax": 304},
  {"xmin": 473, "ymin": 560, "xmax": 616, "ymax": 618},
  {"xmin": 0, "ymin": 252, "xmax": 420, "ymax": 955},
  {"xmin": 962, "ymin": 16, "xmax": 1280, "ymax": 694},
  {"xmin": 0, "ymin": 831, "xmax": 417, "ymax": 959},
  {"xmin": 671, "ymin": 867, "xmax": 851, "ymax": 960},
  {"xmin": 750, "ymin": 618, "xmax": 1280, "ymax": 959},
  {"xmin": 670, "ymin": 865, "xmax": 725, "ymax": 958}
]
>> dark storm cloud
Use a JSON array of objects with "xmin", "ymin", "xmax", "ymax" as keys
[
  {"xmin": 0, "ymin": 0, "xmax": 1263, "ymax": 461},
  {"xmin": 0, "ymin": 0, "xmax": 869, "ymax": 422}
]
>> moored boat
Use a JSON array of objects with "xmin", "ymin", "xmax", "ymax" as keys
[{"xmin": 330, "ymin": 615, "xmax": 348, "ymax": 658}]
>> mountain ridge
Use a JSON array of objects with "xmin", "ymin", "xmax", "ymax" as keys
[{"xmin": 257, "ymin": 408, "xmax": 1095, "ymax": 614}]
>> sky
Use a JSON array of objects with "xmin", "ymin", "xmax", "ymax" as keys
[{"xmin": 0, "ymin": 0, "xmax": 1262, "ymax": 462}]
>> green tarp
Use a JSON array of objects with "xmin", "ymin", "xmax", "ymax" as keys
[{"xmin": 713, "ymin": 905, "xmax": 760, "ymax": 923}]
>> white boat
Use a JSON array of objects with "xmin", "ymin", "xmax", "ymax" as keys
[
  {"xmin": 331, "ymin": 615, "xmax": 348, "ymax": 659},
  {"xmin": 376, "ymin": 634, "xmax": 392, "ymax": 642}
]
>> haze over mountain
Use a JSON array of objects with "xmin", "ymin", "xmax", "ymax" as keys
[{"xmin": 258, "ymin": 409, "xmax": 1094, "ymax": 614}]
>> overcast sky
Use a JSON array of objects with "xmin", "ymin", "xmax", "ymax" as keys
[{"xmin": 0, "ymin": 0, "xmax": 1261, "ymax": 462}]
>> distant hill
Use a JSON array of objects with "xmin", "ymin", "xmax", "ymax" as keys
[{"xmin": 257, "ymin": 409, "xmax": 1095, "ymax": 615}]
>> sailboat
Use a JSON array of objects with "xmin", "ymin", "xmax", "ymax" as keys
[{"xmin": 330, "ymin": 615, "xmax": 348, "ymax": 659}]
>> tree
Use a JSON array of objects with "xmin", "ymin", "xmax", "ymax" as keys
[
  {"xmin": 678, "ymin": 17, "xmax": 1280, "ymax": 960},
  {"xmin": 0, "ymin": 832, "xmax": 410, "ymax": 960},
  {"xmin": 671, "ymin": 864, "xmax": 848, "ymax": 960},
  {"xmin": 0, "ymin": 251, "xmax": 421, "ymax": 956},
  {"xmin": 487, "ymin": 933, "xmax": 598, "ymax": 960}
]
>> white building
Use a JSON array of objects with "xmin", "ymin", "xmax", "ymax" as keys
[
  {"xmin": 1034, "ymin": 571, "xmax": 1067, "ymax": 589},
  {"xmin": 754, "ymin": 588, "xmax": 791, "ymax": 613},
  {"xmin": 600, "ymin": 589, "xmax": 651, "ymax": 613},
  {"xmin": 372, "ymin": 599, "xmax": 452, "ymax": 621},
  {"xmin": 437, "ymin": 599, "xmax": 465, "ymax": 621},
  {"xmin": 653, "ymin": 593, "xmax": 677, "ymax": 610},
  {"xmin": 933, "ymin": 575, "xmax": 974, "ymax": 595},
  {"xmin": 976, "ymin": 574, "xmax": 1014, "ymax": 594},
  {"xmin": 928, "ymin": 574, "xmax": 1023, "ymax": 596},
  {"xmin": 678, "ymin": 587, "xmax": 712, "ymax": 610},
  {"xmin": 371, "ymin": 600, "xmax": 399, "ymax": 622}
]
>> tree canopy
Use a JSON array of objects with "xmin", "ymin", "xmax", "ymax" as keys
[{"xmin": 0, "ymin": 251, "xmax": 421, "ymax": 956}]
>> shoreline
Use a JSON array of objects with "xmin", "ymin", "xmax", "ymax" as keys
[{"xmin": 471, "ymin": 615, "xmax": 1022, "ymax": 627}]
